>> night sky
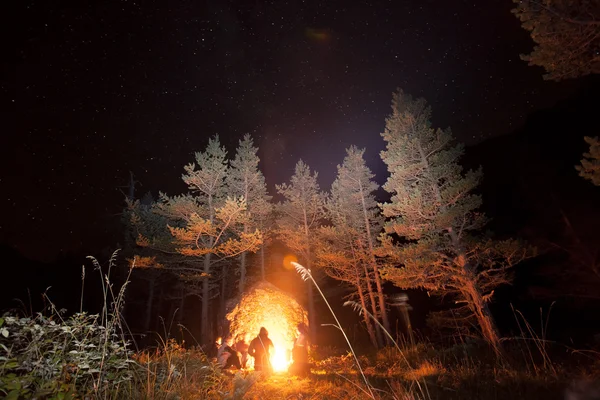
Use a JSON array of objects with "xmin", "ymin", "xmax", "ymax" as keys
[{"xmin": 4, "ymin": 0, "xmax": 583, "ymax": 261}]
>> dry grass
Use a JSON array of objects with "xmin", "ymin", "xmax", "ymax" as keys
[
  {"xmin": 3, "ymin": 323, "xmax": 598, "ymax": 399},
  {"xmin": 4, "ymin": 252, "xmax": 598, "ymax": 399}
]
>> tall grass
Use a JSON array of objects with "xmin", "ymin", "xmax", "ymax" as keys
[
  {"xmin": 0, "ymin": 250, "xmax": 136, "ymax": 399},
  {"xmin": 0, "ymin": 250, "xmax": 236, "ymax": 400},
  {"xmin": 293, "ymin": 261, "xmax": 432, "ymax": 400},
  {"xmin": 2, "ymin": 252, "xmax": 598, "ymax": 399}
]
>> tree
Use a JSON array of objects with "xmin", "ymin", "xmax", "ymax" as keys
[
  {"xmin": 315, "ymin": 225, "xmax": 379, "ymax": 348},
  {"xmin": 276, "ymin": 160, "xmax": 326, "ymax": 339},
  {"xmin": 511, "ymin": 0, "xmax": 600, "ymax": 81},
  {"xmin": 322, "ymin": 146, "xmax": 391, "ymax": 346},
  {"xmin": 576, "ymin": 136, "xmax": 600, "ymax": 186},
  {"xmin": 379, "ymin": 90, "xmax": 531, "ymax": 355},
  {"xmin": 227, "ymin": 134, "xmax": 273, "ymax": 294},
  {"xmin": 129, "ymin": 136, "xmax": 262, "ymax": 343}
]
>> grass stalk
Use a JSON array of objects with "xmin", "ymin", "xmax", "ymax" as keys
[{"xmin": 292, "ymin": 261, "xmax": 376, "ymax": 399}]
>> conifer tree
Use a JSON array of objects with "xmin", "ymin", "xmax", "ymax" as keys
[
  {"xmin": 227, "ymin": 134, "xmax": 273, "ymax": 294},
  {"xmin": 576, "ymin": 136, "xmax": 600, "ymax": 186},
  {"xmin": 315, "ymin": 225, "xmax": 379, "ymax": 347},
  {"xmin": 276, "ymin": 160, "xmax": 326, "ymax": 339},
  {"xmin": 380, "ymin": 90, "xmax": 530, "ymax": 354},
  {"xmin": 129, "ymin": 136, "xmax": 262, "ymax": 343},
  {"xmin": 511, "ymin": 0, "xmax": 600, "ymax": 81},
  {"xmin": 323, "ymin": 146, "xmax": 390, "ymax": 345}
]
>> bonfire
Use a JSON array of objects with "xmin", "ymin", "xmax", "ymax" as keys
[{"xmin": 226, "ymin": 282, "xmax": 308, "ymax": 372}]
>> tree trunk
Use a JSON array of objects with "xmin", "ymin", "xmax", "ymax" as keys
[
  {"xmin": 359, "ymin": 182, "xmax": 391, "ymax": 341},
  {"xmin": 357, "ymin": 284, "xmax": 378, "ymax": 348},
  {"xmin": 201, "ymin": 194, "xmax": 215, "ymax": 344},
  {"xmin": 201, "ymin": 253, "xmax": 211, "ymax": 343},
  {"xmin": 154, "ymin": 286, "xmax": 164, "ymax": 334},
  {"xmin": 260, "ymin": 243, "xmax": 266, "ymax": 281},
  {"xmin": 400, "ymin": 305, "xmax": 414, "ymax": 346},
  {"xmin": 306, "ymin": 259, "xmax": 317, "ymax": 341},
  {"xmin": 177, "ymin": 291, "xmax": 186, "ymax": 327},
  {"xmin": 364, "ymin": 263, "xmax": 384, "ymax": 347},
  {"xmin": 302, "ymin": 205, "xmax": 318, "ymax": 341},
  {"xmin": 449, "ymin": 226, "xmax": 503, "ymax": 356},
  {"xmin": 238, "ymin": 221, "xmax": 250, "ymax": 295},
  {"xmin": 220, "ymin": 263, "xmax": 228, "ymax": 328},
  {"xmin": 143, "ymin": 276, "xmax": 155, "ymax": 333},
  {"xmin": 463, "ymin": 279, "xmax": 502, "ymax": 356},
  {"xmin": 239, "ymin": 251, "xmax": 247, "ymax": 295}
]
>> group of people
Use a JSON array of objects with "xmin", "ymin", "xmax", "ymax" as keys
[{"xmin": 215, "ymin": 323, "xmax": 310, "ymax": 377}]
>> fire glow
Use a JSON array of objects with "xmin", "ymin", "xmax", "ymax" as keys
[{"xmin": 226, "ymin": 281, "xmax": 308, "ymax": 373}]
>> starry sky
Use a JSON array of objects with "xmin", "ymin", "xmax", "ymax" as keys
[{"xmin": 4, "ymin": 0, "xmax": 581, "ymax": 261}]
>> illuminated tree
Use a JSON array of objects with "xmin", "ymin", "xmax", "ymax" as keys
[
  {"xmin": 319, "ymin": 146, "xmax": 390, "ymax": 346},
  {"xmin": 276, "ymin": 160, "xmax": 326, "ymax": 339},
  {"xmin": 379, "ymin": 90, "xmax": 531, "ymax": 355},
  {"xmin": 315, "ymin": 225, "xmax": 379, "ymax": 347},
  {"xmin": 227, "ymin": 134, "xmax": 273, "ymax": 294},
  {"xmin": 511, "ymin": 0, "xmax": 600, "ymax": 81},
  {"xmin": 576, "ymin": 136, "xmax": 600, "ymax": 186},
  {"xmin": 129, "ymin": 136, "xmax": 262, "ymax": 342}
]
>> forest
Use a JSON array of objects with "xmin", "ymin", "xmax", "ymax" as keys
[
  {"xmin": 3, "ymin": 0, "xmax": 600, "ymax": 398},
  {"xmin": 3, "ymin": 84, "xmax": 599, "ymax": 399}
]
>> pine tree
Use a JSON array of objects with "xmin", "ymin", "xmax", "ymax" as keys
[
  {"xmin": 130, "ymin": 136, "xmax": 262, "ymax": 343},
  {"xmin": 276, "ymin": 160, "xmax": 326, "ymax": 339},
  {"xmin": 227, "ymin": 134, "xmax": 273, "ymax": 295},
  {"xmin": 511, "ymin": 0, "xmax": 600, "ymax": 81},
  {"xmin": 324, "ymin": 146, "xmax": 390, "ymax": 346},
  {"xmin": 379, "ymin": 90, "xmax": 531, "ymax": 355},
  {"xmin": 576, "ymin": 136, "xmax": 600, "ymax": 186},
  {"xmin": 315, "ymin": 225, "xmax": 379, "ymax": 348}
]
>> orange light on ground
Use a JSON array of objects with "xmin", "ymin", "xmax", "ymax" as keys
[{"xmin": 226, "ymin": 281, "xmax": 308, "ymax": 373}]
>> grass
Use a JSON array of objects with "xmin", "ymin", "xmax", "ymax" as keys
[{"xmin": 1, "ymin": 252, "xmax": 599, "ymax": 399}]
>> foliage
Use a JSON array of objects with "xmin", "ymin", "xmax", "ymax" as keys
[
  {"xmin": 379, "ymin": 89, "xmax": 533, "ymax": 353},
  {"xmin": 511, "ymin": 0, "xmax": 600, "ymax": 81},
  {"xmin": 3, "ymin": 249, "xmax": 600, "ymax": 400},
  {"xmin": 322, "ymin": 145, "xmax": 391, "ymax": 344},
  {"xmin": 576, "ymin": 136, "xmax": 600, "ymax": 186},
  {"xmin": 316, "ymin": 223, "xmax": 382, "ymax": 347},
  {"xmin": 226, "ymin": 134, "xmax": 273, "ymax": 293},
  {"xmin": 127, "ymin": 135, "xmax": 264, "ymax": 342},
  {"xmin": 227, "ymin": 134, "xmax": 272, "ymax": 224},
  {"xmin": 0, "ymin": 251, "xmax": 136, "ymax": 400},
  {"xmin": 276, "ymin": 160, "xmax": 327, "ymax": 337},
  {"xmin": 163, "ymin": 196, "xmax": 262, "ymax": 259},
  {"xmin": 276, "ymin": 160, "xmax": 326, "ymax": 263},
  {"xmin": 328, "ymin": 146, "xmax": 383, "ymax": 235},
  {"xmin": 293, "ymin": 261, "xmax": 378, "ymax": 399},
  {"xmin": 182, "ymin": 135, "xmax": 230, "ymax": 208},
  {"xmin": 0, "ymin": 313, "xmax": 135, "ymax": 399},
  {"xmin": 315, "ymin": 225, "xmax": 365, "ymax": 285},
  {"xmin": 380, "ymin": 90, "xmax": 485, "ymax": 239},
  {"xmin": 0, "ymin": 315, "xmax": 253, "ymax": 400},
  {"xmin": 132, "ymin": 339, "xmax": 243, "ymax": 400}
]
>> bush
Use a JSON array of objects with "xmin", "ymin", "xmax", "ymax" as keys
[{"xmin": 0, "ymin": 312, "xmax": 136, "ymax": 399}]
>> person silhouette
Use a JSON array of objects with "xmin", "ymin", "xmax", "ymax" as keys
[
  {"xmin": 248, "ymin": 327, "xmax": 274, "ymax": 372},
  {"xmin": 289, "ymin": 323, "xmax": 310, "ymax": 377}
]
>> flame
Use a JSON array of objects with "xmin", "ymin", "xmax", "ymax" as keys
[
  {"xmin": 271, "ymin": 343, "xmax": 291, "ymax": 372},
  {"xmin": 226, "ymin": 282, "xmax": 308, "ymax": 374}
]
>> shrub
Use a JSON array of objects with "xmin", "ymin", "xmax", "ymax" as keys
[{"xmin": 0, "ymin": 312, "xmax": 136, "ymax": 399}]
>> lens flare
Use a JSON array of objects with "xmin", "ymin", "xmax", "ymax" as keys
[{"xmin": 283, "ymin": 254, "xmax": 298, "ymax": 270}]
